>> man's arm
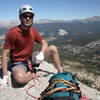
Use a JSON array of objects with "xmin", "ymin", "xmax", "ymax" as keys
[
  {"xmin": 36, "ymin": 39, "xmax": 48, "ymax": 61},
  {"xmin": 0, "ymin": 49, "xmax": 10, "ymax": 89},
  {"xmin": 1, "ymin": 49, "xmax": 10, "ymax": 76},
  {"xmin": 40, "ymin": 39, "xmax": 48, "ymax": 53}
]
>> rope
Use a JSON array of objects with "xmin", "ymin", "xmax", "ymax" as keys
[
  {"xmin": 25, "ymin": 59, "xmax": 41, "ymax": 99},
  {"xmin": 26, "ymin": 78, "xmax": 41, "ymax": 99}
]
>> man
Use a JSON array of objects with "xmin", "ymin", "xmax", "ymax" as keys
[{"xmin": 0, "ymin": 5, "xmax": 63, "ymax": 89}]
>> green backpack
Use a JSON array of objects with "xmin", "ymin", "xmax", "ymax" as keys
[{"xmin": 40, "ymin": 72, "xmax": 81, "ymax": 100}]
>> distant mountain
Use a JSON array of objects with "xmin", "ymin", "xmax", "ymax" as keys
[
  {"xmin": 67, "ymin": 16, "xmax": 100, "ymax": 23},
  {"xmin": 34, "ymin": 16, "xmax": 100, "ymax": 38},
  {"xmin": 0, "ymin": 20, "xmax": 19, "ymax": 35},
  {"xmin": 0, "ymin": 16, "xmax": 100, "ymax": 38}
]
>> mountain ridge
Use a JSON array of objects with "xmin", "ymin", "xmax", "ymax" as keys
[
  {"xmin": 0, "ymin": 16, "xmax": 100, "ymax": 28},
  {"xmin": 0, "ymin": 16, "xmax": 100, "ymax": 38}
]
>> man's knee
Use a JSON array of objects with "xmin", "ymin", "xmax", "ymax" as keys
[
  {"xmin": 13, "ymin": 72, "xmax": 26, "ymax": 84},
  {"xmin": 48, "ymin": 45, "xmax": 58, "ymax": 53},
  {"xmin": 45, "ymin": 45, "xmax": 58, "ymax": 57}
]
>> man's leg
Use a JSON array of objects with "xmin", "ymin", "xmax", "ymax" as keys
[
  {"xmin": 12, "ymin": 65, "xmax": 36, "ymax": 84},
  {"xmin": 44, "ymin": 45, "xmax": 63, "ymax": 72}
]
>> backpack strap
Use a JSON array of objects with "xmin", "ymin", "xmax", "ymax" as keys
[
  {"xmin": 48, "ymin": 78, "xmax": 79, "ymax": 91},
  {"xmin": 44, "ymin": 87, "xmax": 76, "ymax": 97},
  {"xmin": 54, "ymin": 78, "xmax": 78, "ymax": 91},
  {"xmin": 42, "ymin": 78, "xmax": 79, "ymax": 98}
]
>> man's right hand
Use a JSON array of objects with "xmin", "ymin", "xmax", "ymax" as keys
[{"xmin": 0, "ymin": 75, "xmax": 9, "ymax": 89}]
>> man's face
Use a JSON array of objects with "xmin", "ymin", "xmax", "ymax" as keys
[{"xmin": 20, "ymin": 13, "xmax": 34, "ymax": 27}]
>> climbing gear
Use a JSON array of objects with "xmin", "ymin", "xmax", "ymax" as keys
[
  {"xmin": 26, "ymin": 59, "xmax": 41, "ymax": 99},
  {"xmin": 40, "ymin": 72, "xmax": 81, "ymax": 100},
  {"xmin": 79, "ymin": 94, "xmax": 89, "ymax": 100},
  {"xmin": 27, "ymin": 59, "xmax": 36, "ymax": 73},
  {"xmin": 19, "ymin": 5, "xmax": 34, "ymax": 16},
  {"xmin": 26, "ymin": 78, "xmax": 40, "ymax": 99}
]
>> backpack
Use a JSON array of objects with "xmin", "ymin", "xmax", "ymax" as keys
[{"xmin": 40, "ymin": 72, "xmax": 81, "ymax": 100}]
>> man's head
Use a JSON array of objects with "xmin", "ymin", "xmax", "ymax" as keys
[{"xmin": 19, "ymin": 5, "xmax": 34, "ymax": 28}]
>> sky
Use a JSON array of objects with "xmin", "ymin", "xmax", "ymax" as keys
[{"xmin": 0, "ymin": 0, "xmax": 100, "ymax": 21}]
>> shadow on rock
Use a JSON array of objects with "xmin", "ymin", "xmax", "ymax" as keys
[
  {"xmin": 0, "ymin": 68, "xmax": 3, "ymax": 78},
  {"xmin": 37, "ymin": 69, "xmax": 55, "ymax": 77}
]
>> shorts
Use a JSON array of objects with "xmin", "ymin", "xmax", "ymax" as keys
[
  {"xmin": 9, "ymin": 61, "xmax": 29, "ymax": 72},
  {"xmin": 8, "ymin": 52, "xmax": 40, "ymax": 72}
]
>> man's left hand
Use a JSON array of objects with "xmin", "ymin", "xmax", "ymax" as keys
[{"xmin": 36, "ymin": 52, "xmax": 44, "ymax": 61}]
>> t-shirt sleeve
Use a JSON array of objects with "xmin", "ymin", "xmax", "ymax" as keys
[
  {"xmin": 33, "ymin": 27, "xmax": 43, "ymax": 43},
  {"xmin": 3, "ymin": 31, "xmax": 15, "ymax": 49}
]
